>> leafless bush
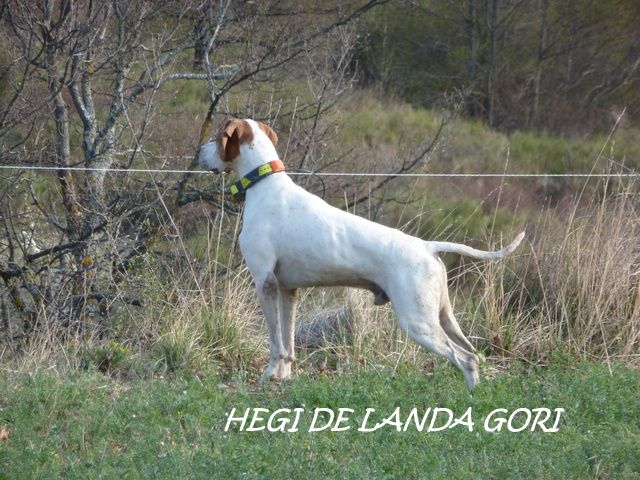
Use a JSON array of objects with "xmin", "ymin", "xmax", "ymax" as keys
[{"xmin": 0, "ymin": 0, "xmax": 386, "ymax": 354}]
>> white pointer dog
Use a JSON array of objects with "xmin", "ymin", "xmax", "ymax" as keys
[{"xmin": 199, "ymin": 119, "xmax": 524, "ymax": 388}]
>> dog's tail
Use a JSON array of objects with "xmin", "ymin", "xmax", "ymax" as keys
[{"xmin": 427, "ymin": 231, "xmax": 525, "ymax": 260}]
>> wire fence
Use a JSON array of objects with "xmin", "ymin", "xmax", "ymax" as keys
[{"xmin": 1, "ymin": 164, "xmax": 639, "ymax": 178}]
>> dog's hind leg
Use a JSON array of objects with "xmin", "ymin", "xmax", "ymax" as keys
[
  {"xmin": 279, "ymin": 288, "xmax": 299, "ymax": 379},
  {"xmin": 437, "ymin": 259, "xmax": 476, "ymax": 353},
  {"xmin": 439, "ymin": 308, "xmax": 475, "ymax": 354},
  {"xmin": 402, "ymin": 310, "xmax": 480, "ymax": 389},
  {"xmin": 389, "ymin": 278, "xmax": 480, "ymax": 389}
]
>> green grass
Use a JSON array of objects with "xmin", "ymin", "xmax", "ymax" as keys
[
  {"xmin": 384, "ymin": 193, "xmax": 525, "ymax": 244},
  {"xmin": 338, "ymin": 95, "xmax": 640, "ymax": 175},
  {"xmin": 1, "ymin": 362, "xmax": 638, "ymax": 479}
]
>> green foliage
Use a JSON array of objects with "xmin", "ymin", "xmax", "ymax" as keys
[
  {"xmin": 199, "ymin": 307, "xmax": 262, "ymax": 372},
  {"xmin": 340, "ymin": 95, "xmax": 640, "ymax": 174},
  {"xmin": 384, "ymin": 193, "xmax": 524, "ymax": 246},
  {"xmin": 507, "ymin": 130, "xmax": 628, "ymax": 174},
  {"xmin": 164, "ymin": 80, "xmax": 211, "ymax": 114},
  {"xmin": 79, "ymin": 340, "xmax": 130, "ymax": 374},
  {"xmin": 153, "ymin": 333, "xmax": 202, "ymax": 373},
  {"xmin": 341, "ymin": 97, "xmax": 443, "ymax": 146}
]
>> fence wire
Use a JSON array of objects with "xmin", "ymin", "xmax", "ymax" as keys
[{"xmin": 1, "ymin": 164, "xmax": 638, "ymax": 178}]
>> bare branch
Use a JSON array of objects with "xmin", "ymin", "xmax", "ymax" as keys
[
  {"xmin": 25, "ymin": 241, "xmax": 87, "ymax": 263},
  {"xmin": 346, "ymin": 118, "xmax": 446, "ymax": 210}
]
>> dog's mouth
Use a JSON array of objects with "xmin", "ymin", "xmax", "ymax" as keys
[{"xmin": 210, "ymin": 167, "xmax": 232, "ymax": 175}]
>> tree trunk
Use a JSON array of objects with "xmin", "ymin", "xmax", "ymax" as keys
[
  {"xmin": 465, "ymin": 0, "xmax": 479, "ymax": 118},
  {"xmin": 532, "ymin": 0, "xmax": 549, "ymax": 128},
  {"xmin": 487, "ymin": 0, "xmax": 500, "ymax": 128}
]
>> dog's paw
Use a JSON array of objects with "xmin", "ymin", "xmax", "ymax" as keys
[
  {"xmin": 279, "ymin": 361, "xmax": 293, "ymax": 380},
  {"xmin": 259, "ymin": 371, "xmax": 281, "ymax": 385},
  {"xmin": 262, "ymin": 361, "xmax": 284, "ymax": 384}
]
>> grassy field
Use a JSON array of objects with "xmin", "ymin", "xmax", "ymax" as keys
[{"xmin": 1, "ymin": 361, "xmax": 638, "ymax": 479}]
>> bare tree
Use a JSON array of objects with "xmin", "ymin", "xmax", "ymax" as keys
[{"xmin": 0, "ymin": 0, "xmax": 387, "ymax": 341}]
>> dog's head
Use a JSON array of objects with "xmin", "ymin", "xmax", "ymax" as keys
[{"xmin": 198, "ymin": 119, "xmax": 278, "ymax": 174}]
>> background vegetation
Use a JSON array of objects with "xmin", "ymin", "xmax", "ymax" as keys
[
  {"xmin": 0, "ymin": 1, "xmax": 639, "ymax": 476},
  {"xmin": 357, "ymin": 0, "xmax": 640, "ymax": 134}
]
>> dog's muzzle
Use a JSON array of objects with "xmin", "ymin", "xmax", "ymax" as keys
[{"xmin": 210, "ymin": 167, "xmax": 232, "ymax": 174}]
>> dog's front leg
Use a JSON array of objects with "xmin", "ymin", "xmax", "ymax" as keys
[
  {"xmin": 279, "ymin": 288, "xmax": 299, "ymax": 380},
  {"xmin": 254, "ymin": 271, "xmax": 287, "ymax": 382}
]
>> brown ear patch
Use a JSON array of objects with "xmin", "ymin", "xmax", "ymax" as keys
[
  {"xmin": 217, "ymin": 119, "xmax": 255, "ymax": 163},
  {"xmin": 257, "ymin": 121, "xmax": 278, "ymax": 146}
]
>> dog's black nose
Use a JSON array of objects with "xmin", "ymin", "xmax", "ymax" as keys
[{"xmin": 211, "ymin": 168, "xmax": 220, "ymax": 174}]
